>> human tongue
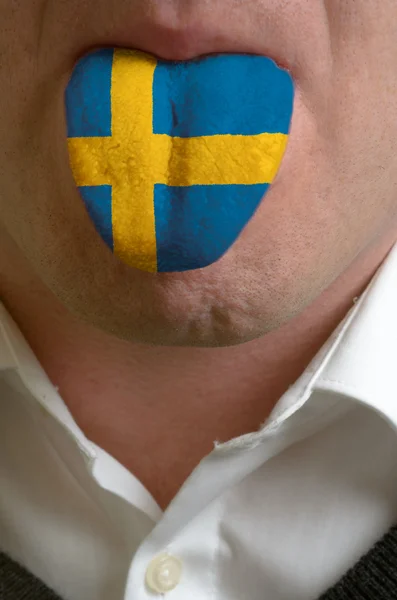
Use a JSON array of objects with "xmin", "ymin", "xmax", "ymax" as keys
[{"xmin": 65, "ymin": 48, "xmax": 294, "ymax": 273}]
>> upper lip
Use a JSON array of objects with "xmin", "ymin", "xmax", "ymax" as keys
[{"xmin": 79, "ymin": 13, "xmax": 294, "ymax": 76}]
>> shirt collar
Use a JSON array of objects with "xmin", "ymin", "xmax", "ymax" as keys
[
  {"xmin": 0, "ymin": 298, "xmax": 97, "ymax": 467},
  {"xmin": 1, "ymin": 241, "xmax": 397, "ymax": 458},
  {"xmin": 316, "ymin": 240, "xmax": 397, "ymax": 428},
  {"xmin": 259, "ymin": 241, "xmax": 397, "ymax": 435}
]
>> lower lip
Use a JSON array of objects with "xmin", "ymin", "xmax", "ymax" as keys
[{"xmin": 66, "ymin": 48, "xmax": 294, "ymax": 273}]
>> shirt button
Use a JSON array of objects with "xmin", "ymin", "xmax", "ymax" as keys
[{"xmin": 145, "ymin": 553, "xmax": 183, "ymax": 594}]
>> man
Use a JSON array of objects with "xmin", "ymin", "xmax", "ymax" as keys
[{"xmin": 1, "ymin": 0, "xmax": 397, "ymax": 598}]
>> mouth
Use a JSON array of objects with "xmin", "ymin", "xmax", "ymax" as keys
[
  {"xmin": 66, "ymin": 22, "xmax": 295, "ymax": 274},
  {"xmin": 73, "ymin": 0, "xmax": 298, "ymax": 78},
  {"xmin": 115, "ymin": 38, "xmax": 287, "ymax": 75}
]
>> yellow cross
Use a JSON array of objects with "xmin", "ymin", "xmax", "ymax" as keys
[{"xmin": 67, "ymin": 48, "xmax": 288, "ymax": 273}]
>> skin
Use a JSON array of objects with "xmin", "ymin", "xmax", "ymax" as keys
[{"xmin": 1, "ymin": 0, "xmax": 397, "ymax": 509}]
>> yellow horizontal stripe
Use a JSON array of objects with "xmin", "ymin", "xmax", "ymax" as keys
[{"xmin": 67, "ymin": 131, "xmax": 288, "ymax": 187}]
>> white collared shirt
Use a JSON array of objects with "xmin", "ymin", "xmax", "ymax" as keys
[{"xmin": 2, "ymin": 243, "xmax": 397, "ymax": 600}]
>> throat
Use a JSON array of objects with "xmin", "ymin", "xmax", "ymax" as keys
[{"xmin": 63, "ymin": 375, "xmax": 293, "ymax": 511}]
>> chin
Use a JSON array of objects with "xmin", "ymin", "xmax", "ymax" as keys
[{"xmin": 44, "ymin": 220, "xmax": 313, "ymax": 349}]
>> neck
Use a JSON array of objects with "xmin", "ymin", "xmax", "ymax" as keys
[{"xmin": 1, "ymin": 228, "xmax": 395, "ymax": 508}]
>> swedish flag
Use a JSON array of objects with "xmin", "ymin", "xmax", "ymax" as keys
[{"xmin": 66, "ymin": 48, "xmax": 293, "ymax": 273}]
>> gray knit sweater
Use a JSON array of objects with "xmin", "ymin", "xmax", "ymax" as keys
[{"xmin": 1, "ymin": 525, "xmax": 397, "ymax": 600}]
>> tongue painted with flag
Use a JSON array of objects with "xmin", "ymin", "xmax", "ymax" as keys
[{"xmin": 65, "ymin": 48, "xmax": 294, "ymax": 273}]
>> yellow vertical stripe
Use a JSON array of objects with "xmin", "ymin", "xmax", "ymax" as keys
[{"xmin": 111, "ymin": 49, "xmax": 159, "ymax": 273}]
